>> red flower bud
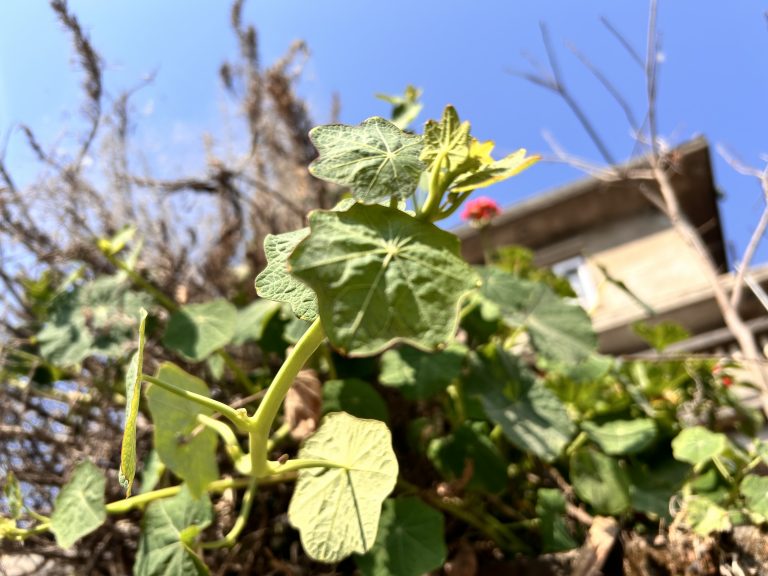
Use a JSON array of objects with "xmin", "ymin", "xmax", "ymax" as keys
[{"xmin": 461, "ymin": 196, "xmax": 501, "ymax": 226}]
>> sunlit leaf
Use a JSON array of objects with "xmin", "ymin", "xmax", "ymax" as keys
[
  {"xmin": 451, "ymin": 148, "xmax": 539, "ymax": 193},
  {"xmin": 309, "ymin": 117, "xmax": 424, "ymax": 203},
  {"xmin": 289, "ymin": 204, "xmax": 479, "ymax": 356},
  {"xmin": 420, "ymin": 105, "xmax": 472, "ymax": 171},
  {"xmin": 51, "ymin": 461, "xmax": 107, "ymax": 548},
  {"xmin": 254, "ymin": 229, "xmax": 317, "ymax": 322},
  {"xmin": 119, "ymin": 307, "xmax": 148, "ymax": 495},
  {"xmin": 379, "ymin": 344, "xmax": 466, "ymax": 400},
  {"xmin": 287, "ymin": 412, "xmax": 398, "ymax": 562},
  {"xmin": 671, "ymin": 426, "xmax": 728, "ymax": 466},
  {"xmin": 740, "ymin": 474, "xmax": 768, "ymax": 517},
  {"xmin": 581, "ymin": 419, "xmax": 657, "ymax": 455},
  {"xmin": 147, "ymin": 363, "xmax": 219, "ymax": 498},
  {"xmin": 684, "ymin": 496, "xmax": 731, "ymax": 535},
  {"xmin": 356, "ymin": 497, "xmax": 446, "ymax": 576},
  {"xmin": 163, "ymin": 300, "xmax": 237, "ymax": 361}
]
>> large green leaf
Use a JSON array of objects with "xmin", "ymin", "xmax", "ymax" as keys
[
  {"xmin": 671, "ymin": 426, "xmax": 728, "ymax": 466},
  {"xmin": 322, "ymin": 378, "xmax": 389, "ymax": 422},
  {"xmin": 356, "ymin": 497, "xmax": 446, "ymax": 576},
  {"xmin": 581, "ymin": 419, "xmax": 657, "ymax": 456},
  {"xmin": 379, "ymin": 343, "xmax": 466, "ymax": 400},
  {"xmin": 147, "ymin": 363, "xmax": 219, "ymax": 497},
  {"xmin": 427, "ymin": 423, "xmax": 507, "ymax": 493},
  {"xmin": 479, "ymin": 268, "xmax": 596, "ymax": 365},
  {"xmin": 465, "ymin": 346, "xmax": 574, "ymax": 461},
  {"xmin": 570, "ymin": 448, "xmax": 631, "ymax": 515},
  {"xmin": 536, "ymin": 488, "xmax": 578, "ymax": 553},
  {"xmin": 254, "ymin": 229, "xmax": 317, "ymax": 322},
  {"xmin": 134, "ymin": 486, "xmax": 212, "ymax": 576},
  {"xmin": 289, "ymin": 204, "xmax": 479, "ymax": 356},
  {"xmin": 51, "ymin": 461, "xmax": 107, "ymax": 548},
  {"xmin": 308, "ymin": 117, "xmax": 424, "ymax": 203},
  {"xmin": 120, "ymin": 307, "xmax": 148, "ymax": 495},
  {"xmin": 231, "ymin": 299, "xmax": 283, "ymax": 344},
  {"xmin": 740, "ymin": 474, "xmax": 768, "ymax": 518},
  {"xmin": 163, "ymin": 300, "xmax": 237, "ymax": 361},
  {"xmin": 287, "ymin": 412, "xmax": 398, "ymax": 562}
]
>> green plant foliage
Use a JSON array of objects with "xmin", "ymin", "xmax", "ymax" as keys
[
  {"xmin": 147, "ymin": 363, "xmax": 219, "ymax": 497},
  {"xmin": 375, "ymin": 85, "xmax": 423, "ymax": 130},
  {"xmin": 420, "ymin": 105, "xmax": 472, "ymax": 172},
  {"xmin": 134, "ymin": 486, "xmax": 212, "ymax": 576},
  {"xmin": 287, "ymin": 412, "xmax": 399, "ymax": 562},
  {"xmin": 37, "ymin": 274, "xmax": 151, "ymax": 366},
  {"xmin": 308, "ymin": 117, "xmax": 424, "ymax": 203},
  {"xmin": 120, "ymin": 307, "xmax": 148, "ymax": 495},
  {"xmin": 356, "ymin": 497, "xmax": 447, "ymax": 576},
  {"xmin": 139, "ymin": 449, "xmax": 165, "ymax": 495},
  {"xmin": 51, "ymin": 461, "xmax": 107, "ymax": 548},
  {"xmin": 479, "ymin": 267, "xmax": 596, "ymax": 365},
  {"xmin": 740, "ymin": 475, "xmax": 768, "ymax": 518},
  {"xmin": 536, "ymin": 488, "xmax": 578, "ymax": 553},
  {"xmin": 231, "ymin": 299, "xmax": 283, "ymax": 344},
  {"xmin": 581, "ymin": 419, "xmax": 657, "ymax": 456},
  {"xmin": 632, "ymin": 321, "xmax": 690, "ymax": 352},
  {"xmin": 289, "ymin": 203, "xmax": 479, "ymax": 356},
  {"xmin": 427, "ymin": 423, "xmax": 508, "ymax": 493},
  {"xmin": 322, "ymin": 378, "xmax": 389, "ymax": 422},
  {"xmin": 684, "ymin": 496, "xmax": 732, "ymax": 535},
  {"xmin": 466, "ymin": 346, "xmax": 574, "ymax": 461},
  {"xmin": 163, "ymin": 300, "xmax": 237, "ymax": 361},
  {"xmin": 627, "ymin": 459, "xmax": 689, "ymax": 519},
  {"xmin": 671, "ymin": 426, "xmax": 728, "ymax": 466},
  {"xmin": 379, "ymin": 343, "xmax": 466, "ymax": 400},
  {"xmin": 570, "ymin": 448, "xmax": 631, "ymax": 515},
  {"xmin": 451, "ymin": 146, "xmax": 539, "ymax": 193},
  {"xmin": 254, "ymin": 229, "xmax": 317, "ymax": 322}
]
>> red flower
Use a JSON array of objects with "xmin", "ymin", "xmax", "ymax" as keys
[{"xmin": 461, "ymin": 196, "xmax": 500, "ymax": 226}]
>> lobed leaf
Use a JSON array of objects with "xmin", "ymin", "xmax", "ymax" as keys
[
  {"xmin": 356, "ymin": 497, "xmax": 447, "ymax": 576},
  {"xmin": 254, "ymin": 228, "xmax": 317, "ymax": 321},
  {"xmin": 163, "ymin": 300, "xmax": 237, "ymax": 361},
  {"xmin": 147, "ymin": 363, "xmax": 219, "ymax": 498},
  {"xmin": 289, "ymin": 203, "xmax": 479, "ymax": 356},
  {"xmin": 309, "ymin": 117, "xmax": 424, "ymax": 203},
  {"xmin": 420, "ymin": 105, "xmax": 472, "ymax": 171},
  {"xmin": 119, "ymin": 307, "xmax": 148, "ymax": 496},
  {"xmin": 287, "ymin": 412, "xmax": 398, "ymax": 563},
  {"xmin": 51, "ymin": 461, "xmax": 107, "ymax": 548}
]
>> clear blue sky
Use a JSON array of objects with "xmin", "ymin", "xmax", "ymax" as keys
[{"xmin": 1, "ymin": 1, "xmax": 767, "ymax": 268}]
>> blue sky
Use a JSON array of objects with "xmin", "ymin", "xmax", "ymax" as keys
[{"xmin": 2, "ymin": 1, "xmax": 767, "ymax": 267}]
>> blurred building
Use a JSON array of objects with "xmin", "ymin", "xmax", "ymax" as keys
[{"xmin": 456, "ymin": 137, "xmax": 768, "ymax": 357}]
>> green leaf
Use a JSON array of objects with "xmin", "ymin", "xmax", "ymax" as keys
[
  {"xmin": 51, "ymin": 461, "xmax": 107, "ymax": 549},
  {"xmin": 309, "ymin": 117, "xmax": 424, "ymax": 203},
  {"xmin": 570, "ymin": 448, "xmax": 631, "ymax": 515},
  {"xmin": 120, "ymin": 307, "xmax": 148, "ymax": 496},
  {"xmin": 379, "ymin": 344, "xmax": 466, "ymax": 400},
  {"xmin": 289, "ymin": 204, "xmax": 479, "ymax": 356},
  {"xmin": 134, "ymin": 486, "xmax": 212, "ymax": 576},
  {"xmin": 147, "ymin": 363, "xmax": 219, "ymax": 498},
  {"xmin": 356, "ymin": 497, "xmax": 446, "ymax": 576},
  {"xmin": 254, "ymin": 229, "xmax": 317, "ymax": 322},
  {"xmin": 632, "ymin": 321, "xmax": 690, "ymax": 352},
  {"xmin": 163, "ymin": 300, "xmax": 237, "ymax": 361},
  {"xmin": 287, "ymin": 412, "xmax": 398, "ymax": 562},
  {"xmin": 231, "ymin": 299, "xmax": 283, "ymax": 344},
  {"xmin": 427, "ymin": 423, "xmax": 508, "ymax": 493},
  {"xmin": 627, "ymin": 458, "xmax": 688, "ymax": 519},
  {"xmin": 684, "ymin": 496, "xmax": 731, "ymax": 535},
  {"xmin": 479, "ymin": 268, "xmax": 596, "ymax": 365},
  {"xmin": 581, "ymin": 419, "xmax": 657, "ymax": 456},
  {"xmin": 376, "ymin": 85, "xmax": 423, "ymax": 131},
  {"xmin": 451, "ymin": 147, "xmax": 539, "ymax": 193},
  {"xmin": 740, "ymin": 474, "xmax": 768, "ymax": 517},
  {"xmin": 139, "ymin": 449, "xmax": 165, "ymax": 495},
  {"xmin": 671, "ymin": 426, "xmax": 728, "ymax": 466},
  {"xmin": 466, "ymin": 346, "xmax": 574, "ymax": 462},
  {"xmin": 420, "ymin": 105, "xmax": 472, "ymax": 171},
  {"xmin": 536, "ymin": 488, "xmax": 578, "ymax": 553},
  {"xmin": 322, "ymin": 379, "xmax": 389, "ymax": 422}
]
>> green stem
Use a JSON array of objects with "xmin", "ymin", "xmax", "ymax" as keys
[
  {"xmin": 436, "ymin": 190, "xmax": 472, "ymax": 220},
  {"xmin": 143, "ymin": 374, "xmax": 249, "ymax": 431},
  {"xmin": 201, "ymin": 476, "xmax": 259, "ymax": 549},
  {"xmin": 248, "ymin": 318, "xmax": 326, "ymax": 477},
  {"xmin": 268, "ymin": 458, "xmax": 347, "ymax": 475},
  {"xmin": 419, "ymin": 154, "xmax": 448, "ymax": 221},
  {"xmin": 197, "ymin": 414, "xmax": 245, "ymax": 465}
]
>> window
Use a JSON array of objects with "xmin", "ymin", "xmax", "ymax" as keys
[{"xmin": 551, "ymin": 255, "xmax": 596, "ymax": 309}]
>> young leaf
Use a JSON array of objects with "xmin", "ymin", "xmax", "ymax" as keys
[
  {"xmin": 570, "ymin": 448, "xmax": 631, "ymax": 515},
  {"xmin": 420, "ymin": 105, "xmax": 472, "ymax": 171},
  {"xmin": 163, "ymin": 300, "xmax": 237, "ymax": 361},
  {"xmin": 536, "ymin": 488, "xmax": 578, "ymax": 553},
  {"xmin": 134, "ymin": 486, "xmax": 212, "ymax": 576},
  {"xmin": 581, "ymin": 419, "xmax": 657, "ymax": 456},
  {"xmin": 479, "ymin": 268, "xmax": 596, "ymax": 365},
  {"xmin": 450, "ymin": 147, "xmax": 539, "ymax": 193},
  {"xmin": 289, "ymin": 204, "xmax": 479, "ymax": 356},
  {"xmin": 51, "ymin": 461, "xmax": 107, "ymax": 548},
  {"xmin": 308, "ymin": 117, "xmax": 424, "ymax": 203},
  {"xmin": 119, "ymin": 307, "xmax": 148, "ymax": 496},
  {"xmin": 379, "ymin": 344, "xmax": 467, "ymax": 400},
  {"xmin": 287, "ymin": 412, "xmax": 398, "ymax": 563},
  {"xmin": 740, "ymin": 474, "xmax": 768, "ymax": 518},
  {"xmin": 671, "ymin": 426, "xmax": 728, "ymax": 466},
  {"xmin": 322, "ymin": 378, "xmax": 390, "ymax": 422},
  {"xmin": 147, "ymin": 363, "xmax": 219, "ymax": 498},
  {"xmin": 254, "ymin": 228, "xmax": 317, "ymax": 321},
  {"xmin": 356, "ymin": 497, "xmax": 447, "ymax": 576}
]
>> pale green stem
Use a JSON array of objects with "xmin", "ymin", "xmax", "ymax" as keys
[
  {"xmin": 419, "ymin": 154, "xmax": 447, "ymax": 221},
  {"xmin": 201, "ymin": 476, "xmax": 259, "ymax": 549},
  {"xmin": 248, "ymin": 319, "xmax": 326, "ymax": 477},
  {"xmin": 267, "ymin": 458, "xmax": 347, "ymax": 475},
  {"xmin": 143, "ymin": 374, "xmax": 248, "ymax": 431},
  {"xmin": 436, "ymin": 190, "xmax": 472, "ymax": 220},
  {"xmin": 197, "ymin": 414, "xmax": 244, "ymax": 463}
]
